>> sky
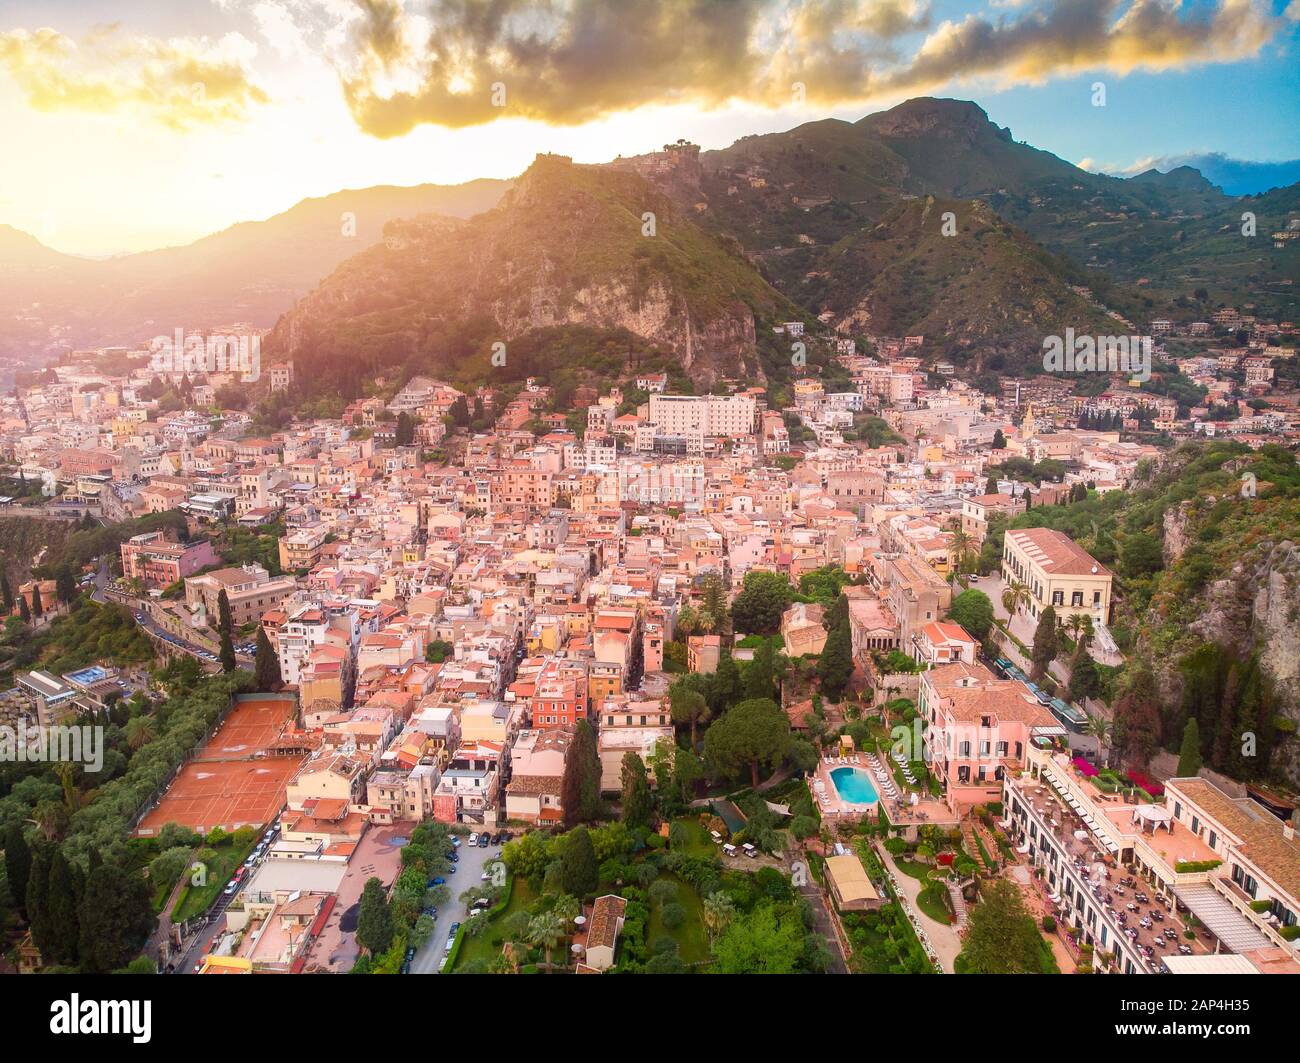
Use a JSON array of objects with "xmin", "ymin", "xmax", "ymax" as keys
[{"xmin": 2, "ymin": 0, "xmax": 1297, "ymax": 257}]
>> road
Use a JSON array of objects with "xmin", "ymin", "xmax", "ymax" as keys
[{"xmin": 410, "ymin": 835, "xmax": 505, "ymax": 975}]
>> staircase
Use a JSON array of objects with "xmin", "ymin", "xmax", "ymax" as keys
[
  {"xmin": 947, "ymin": 881, "xmax": 969, "ymax": 929},
  {"xmin": 961, "ymin": 821, "xmax": 992, "ymax": 872}
]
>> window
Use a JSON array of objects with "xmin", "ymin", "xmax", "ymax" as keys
[
  {"xmin": 1052, "ymin": 590, "xmax": 1063, "ymax": 606},
  {"xmin": 1072, "ymin": 591, "xmax": 1083, "ymax": 607}
]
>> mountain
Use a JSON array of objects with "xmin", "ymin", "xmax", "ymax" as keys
[
  {"xmin": 0, "ymin": 179, "xmax": 511, "ymax": 360},
  {"xmin": 814, "ymin": 197, "xmax": 1117, "ymax": 375},
  {"xmin": 265, "ymin": 154, "xmax": 797, "ymax": 394},
  {"xmin": 658, "ymin": 98, "xmax": 1297, "ymax": 327}
]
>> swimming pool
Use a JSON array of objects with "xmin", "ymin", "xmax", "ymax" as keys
[{"xmin": 830, "ymin": 767, "xmax": 879, "ymax": 805}]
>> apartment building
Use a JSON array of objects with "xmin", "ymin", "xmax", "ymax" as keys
[
  {"xmin": 431, "ymin": 740, "xmax": 503, "ymax": 826},
  {"xmin": 647, "ymin": 393, "xmax": 755, "ymax": 437},
  {"xmin": 504, "ymin": 728, "xmax": 571, "ymax": 825},
  {"xmin": 597, "ymin": 696, "xmax": 673, "ymax": 792}
]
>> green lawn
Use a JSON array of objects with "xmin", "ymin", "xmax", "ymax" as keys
[
  {"xmin": 915, "ymin": 883, "xmax": 953, "ymax": 925},
  {"xmin": 172, "ymin": 838, "xmax": 255, "ymax": 923},
  {"xmin": 670, "ymin": 817, "xmax": 717, "ymax": 859},
  {"xmin": 647, "ymin": 873, "xmax": 710, "ymax": 965},
  {"xmin": 893, "ymin": 858, "xmax": 933, "ymax": 881},
  {"xmin": 453, "ymin": 876, "xmax": 538, "ymax": 972}
]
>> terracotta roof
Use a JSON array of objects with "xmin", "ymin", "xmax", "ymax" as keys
[
  {"xmin": 1006, "ymin": 527, "xmax": 1110, "ymax": 577},
  {"xmin": 587, "ymin": 894, "xmax": 627, "ymax": 951}
]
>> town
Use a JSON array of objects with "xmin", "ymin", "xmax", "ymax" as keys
[{"xmin": 1, "ymin": 311, "xmax": 1298, "ymax": 979}]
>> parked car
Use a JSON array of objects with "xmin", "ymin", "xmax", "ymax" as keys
[
  {"xmin": 467, "ymin": 832, "xmax": 479, "ymax": 846},
  {"xmin": 477, "ymin": 833, "xmax": 489, "ymax": 848},
  {"xmin": 428, "ymin": 877, "xmax": 445, "ymax": 887}
]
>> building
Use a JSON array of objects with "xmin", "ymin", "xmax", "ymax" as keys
[
  {"xmin": 647, "ymin": 393, "xmax": 756, "ymax": 437},
  {"xmin": 824, "ymin": 852, "xmax": 882, "ymax": 912},
  {"xmin": 1002, "ymin": 528, "xmax": 1112, "ymax": 624},
  {"xmin": 582, "ymin": 894, "xmax": 627, "ymax": 971},
  {"xmin": 504, "ymin": 728, "xmax": 571, "ymax": 825},
  {"xmin": 920, "ymin": 661, "xmax": 1062, "ymax": 806},
  {"xmin": 781, "ymin": 602, "xmax": 827, "ymax": 658},
  {"xmin": 597, "ymin": 696, "xmax": 673, "ymax": 792},
  {"xmin": 120, "ymin": 532, "xmax": 219, "ymax": 588},
  {"xmin": 185, "ymin": 565, "xmax": 297, "ymax": 629},
  {"xmin": 1003, "ymin": 744, "xmax": 1300, "ymax": 974}
]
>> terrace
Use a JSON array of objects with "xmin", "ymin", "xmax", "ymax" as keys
[{"xmin": 1006, "ymin": 774, "xmax": 1213, "ymax": 972}]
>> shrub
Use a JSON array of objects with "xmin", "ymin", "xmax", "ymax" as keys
[
  {"xmin": 660, "ymin": 902, "xmax": 686, "ymax": 930},
  {"xmin": 1041, "ymin": 915, "xmax": 1056, "ymax": 932}
]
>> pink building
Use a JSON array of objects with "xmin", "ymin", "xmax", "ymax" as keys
[{"xmin": 920, "ymin": 661, "xmax": 1061, "ymax": 808}]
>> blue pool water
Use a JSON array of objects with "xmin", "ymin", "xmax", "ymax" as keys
[{"xmin": 830, "ymin": 767, "xmax": 879, "ymax": 805}]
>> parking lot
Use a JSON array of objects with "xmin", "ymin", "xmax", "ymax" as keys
[{"xmin": 410, "ymin": 831, "xmax": 507, "ymax": 975}]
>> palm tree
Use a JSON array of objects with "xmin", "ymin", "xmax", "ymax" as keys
[
  {"xmin": 948, "ymin": 526, "xmax": 975, "ymax": 576},
  {"xmin": 1002, "ymin": 580, "xmax": 1030, "ymax": 618},
  {"xmin": 1066, "ymin": 613, "xmax": 1095, "ymax": 649},
  {"xmin": 28, "ymin": 799, "xmax": 66, "ymax": 842},
  {"xmin": 1084, "ymin": 716, "xmax": 1112, "ymax": 768},
  {"xmin": 702, "ymin": 892, "xmax": 736, "ymax": 942},
  {"xmin": 125, "ymin": 715, "xmax": 157, "ymax": 750},
  {"xmin": 527, "ymin": 909, "xmax": 568, "ymax": 970}
]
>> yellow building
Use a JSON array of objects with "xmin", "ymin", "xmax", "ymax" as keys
[{"xmin": 1002, "ymin": 527, "xmax": 1112, "ymax": 624}]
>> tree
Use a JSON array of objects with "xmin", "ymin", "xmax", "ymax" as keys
[
  {"xmin": 958, "ymin": 878, "xmax": 1047, "ymax": 974},
  {"xmin": 26, "ymin": 847, "xmax": 53, "ymax": 959},
  {"xmin": 46, "ymin": 850, "xmax": 82, "ymax": 965},
  {"xmin": 669, "ymin": 683, "xmax": 710, "ymax": 750},
  {"xmin": 0, "ymin": 569, "xmax": 12, "ymax": 612},
  {"xmin": 1030, "ymin": 605, "xmax": 1059, "ymax": 682},
  {"xmin": 816, "ymin": 594, "xmax": 853, "ymax": 701},
  {"xmin": 3, "ymin": 823, "xmax": 32, "ymax": 920},
  {"xmin": 357, "ymin": 877, "xmax": 394, "ymax": 956},
  {"xmin": 1176, "ymin": 717, "xmax": 1203, "ymax": 778},
  {"xmin": 556, "ymin": 827, "xmax": 600, "ymax": 897},
  {"xmin": 711, "ymin": 901, "xmax": 807, "ymax": 973},
  {"xmin": 948, "ymin": 526, "xmax": 976, "ymax": 574},
  {"xmin": 1001, "ymin": 580, "xmax": 1030, "ymax": 618},
  {"xmin": 947, "ymin": 589, "xmax": 994, "ymax": 641},
  {"xmin": 219, "ymin": 628, "xmax": 237, "ymax": 672},
  {"xmin": 216, "ymin": 589, "xmax": 233, "ymax": 636},
  {"xmin": 18, "ymin": 593, "xmax": 30, "ymax": 622},
  {"xmin": 992, "ymin": 428, "xmax": 1006, "ymax": 449},
  {"xmin": 1112, "ymin": 666, "xmax": 1162, "ymax": 768},
  {"xmin": 560, "ymin": 720, "xmax": 602, "ymax": 827},
  {"xmin": 30, "ymin": 583, "xmax": 42, "ymax": 619},
  {"xmin": 78, "ymin": 862, "xmax": 154, "ymax": 973},
  {"xmin": 56, "ymin": 566, "xmax": 78, "ymax": 605},
  {"xmin": 1067, "ymin": 648, "xmax": 1100, "ymax": 703},
  {"xmin": 713, "ymin": 650, "xmax": 742, "ymax": 711},
  {"xmin": 703, "ymin": 698, "xmax": 791, "ymax": 787},
  {"xmin": 123, "ymin": 713, "xmax": 156, "ymax": 752},
  {"xmin": 985, "ymin": 474, "xmax": 999, "ymax": 494},
  {"xmin": 253, "ymin": 625, "xmax": 281, "ymax": 690},
  {"xmin": 744, "ymin": 638, "xmax": 779, "ymax": 702},
  {"xmin": 730, "ymin": 570, "xmax": 794, "ymax": 635},
  {"xmin": 620, "ymin": 753, "xmax": 653, "ymax": 829},
  {"xmin": 1119, "ymin": 532, "xmax": 1164, "ymax": 580}
]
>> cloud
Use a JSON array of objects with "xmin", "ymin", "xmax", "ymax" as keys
[
  {"xmin": 334, "ymin": 0, "xmax": 932, "ymax": 136},
  {"xmin": 0, "ymin": 26, "xmax": 269, "ymax": 129},
  {"xmin": 874, "ymin": 0, "xmax": 1282, "ymax": 98},
  {"xmin": 310, "ymin": 0, "xmax": 1290, "ymax": 138}
]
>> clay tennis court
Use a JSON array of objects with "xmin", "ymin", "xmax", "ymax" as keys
[{"xmin": 137, "ymin": 693, "xmax": 305, "ymax": 835}]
